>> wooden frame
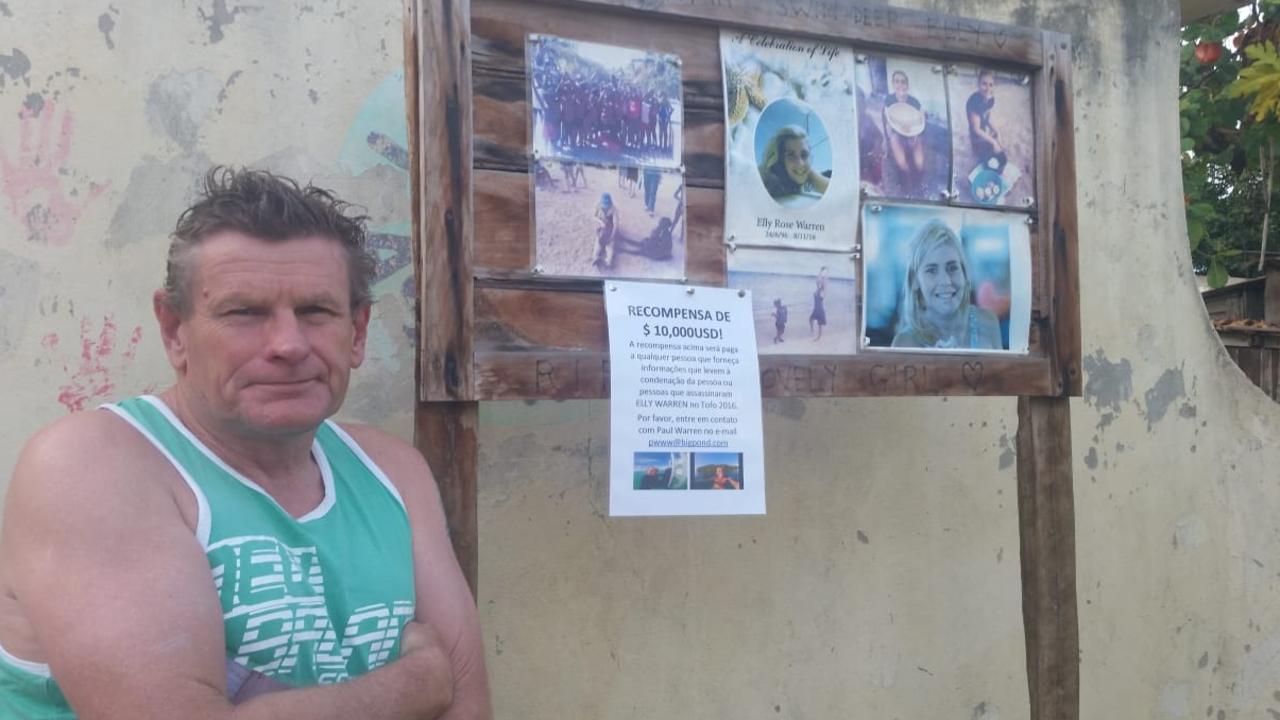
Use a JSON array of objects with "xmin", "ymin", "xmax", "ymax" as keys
[{"xmin": 407, "ymin": 0, "xmax": 1081, "ymax": 717}]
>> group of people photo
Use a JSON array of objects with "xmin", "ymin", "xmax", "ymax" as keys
[
  {"xmin": 530, "ymin": 35, "xmax": 682, "ymax": 168},
  {"xmin": 529, "ymin": 35, "xmax": 688, "ymax": 281}
]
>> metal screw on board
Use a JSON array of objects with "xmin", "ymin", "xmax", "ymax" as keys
[
  {"xmin": 932, "ymin": 65, "xmax": 943, "ymax": 74},
  {"xmin": 859, "ymin": 186, "xmax": 869, "ymax": 199},
  {"xmin": 948, "ymin": 65, "xmax": 959, "ymax": 75},
  {"xmin": 851, "ymin": 252, "xmax": 860, "ymax": 260},
  {"xmin": 1024, "ymin": 216, "xmax": 1036, "ymax": 226},
  {"xmin": 1022, "ymin": 197, "xmax": 1034, "ymax": 207},
  {"xmin": 737, "ymin": 289, "xmax": 746, "ymax": 297},
  {"xmin": 939, "ymin": 190, "xmax": 950, "ymax": 201},
  {"xmin": 855, "ymin": 54, "xmax": 867, "ymax": 64},
  {"xmin": 686, "ymin": 287, "xmax": 696, "ymax": 295},
  {"xmin": 531, "ymin": 265, "xmax": 544, "ymax": 275},
  {"xmin": 681, "ymin": 276, "xmax": 689, "ymax": 284},
  {"xmin": 610, "ymin": 284, "xmax": 618, "ymax": 292},
  {"xmin": 862, "ymin": 336, "xmax": 871, "ymax": 347},
  {"xmin": 1020, "ymin": 74, "xmax": 1031, "ymax": 86},
  {"xmin": 869, "ymin": 204, "xmax": 882, "ymax": 213}
]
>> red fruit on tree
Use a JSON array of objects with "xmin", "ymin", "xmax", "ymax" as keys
[{"xmin": 1195, "ymin": 41, "xmax": 1222, "ymax": 65}]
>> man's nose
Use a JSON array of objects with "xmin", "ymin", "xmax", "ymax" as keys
[{"xmin": 264, "ymin": 310, "xmax": 309, "ymax": 362}]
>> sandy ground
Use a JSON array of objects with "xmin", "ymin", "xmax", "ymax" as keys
[
  {"xmin": 947, "ymin": 76, "xmax": 1035, "ymax": 207},
  {"xmin": 728, "ymin": 271, "xmax": 859, "ymax": 355},
  {"xmin": 534, "ymin": 163, "xmax": 686, "ymax": 279}
]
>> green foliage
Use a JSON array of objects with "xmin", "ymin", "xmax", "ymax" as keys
[
  {"xmin": 1228, "ymin": 44, "xmax": 1280, "ymax": 122},
  {"xmin": 1181, "ymin": 6, "xmax": 1280, "ymax": 288}
]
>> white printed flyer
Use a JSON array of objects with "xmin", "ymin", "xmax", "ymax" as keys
[{"xmin": 604, "ymin": 281, "xmax": 766, "ymax": 516}]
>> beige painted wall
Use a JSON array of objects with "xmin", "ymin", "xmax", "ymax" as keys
[{"xmin": 0, "ymin": 0, "xmax": 1276, "ymax": 718}]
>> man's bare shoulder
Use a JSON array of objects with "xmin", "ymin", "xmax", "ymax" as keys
[
  {"xmin": 8, "ymin": 408, "xmax": 169, "ymax": 506},
  {"xmin": 334, "ymin": 422, "xmax": 436, "ymax": 493}
]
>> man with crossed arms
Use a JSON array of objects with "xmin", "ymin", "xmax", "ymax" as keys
[{"xmin": 0, "ymin": 167, "xmax": 491, "ymax": 718}]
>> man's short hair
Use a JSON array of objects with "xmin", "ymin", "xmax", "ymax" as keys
[{"xmin": 163, "ymin": 167, "xmax": 378, "ymax": 316}]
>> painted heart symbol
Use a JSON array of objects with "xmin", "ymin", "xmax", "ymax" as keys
[{"xmin": 962, "ymin": 361, "xmax": 983, "ymax": 391}]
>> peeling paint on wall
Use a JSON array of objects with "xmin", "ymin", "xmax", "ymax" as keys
[
  {"xmin": 1082, "ymin": 349, "xmax": 1132, "ymax": 415},
  {"xmin": 97, "ymin": 12, "xmax": 116, "ymax": 50},
  {"xmin": 145, "ymin": 70, "xmax": 223, "ymax": 151},
  {"xmin": 105, "ymin": 154, "xmax": 210, "ymax": 249},
  {"xmin": 1143, "ymin": 365, "xmax": 1186, "ymax": 431},
  {"xmin": 0, "ymin": 48, "xmax": 31, "ymax": 89},
  {"xmin": 0, "ymin": 249, "xmax": 38, "ymax": 356},
  {"xmin": 198, "ymin": 0, "xmax": 258, "ymax": 44}
]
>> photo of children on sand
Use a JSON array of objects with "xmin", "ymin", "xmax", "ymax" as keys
[
  {"xmin": 528, "ymin": 34, "xmax": 683, "ymax": 169},
  {"xmin": 856, "ymin": 55, "xmax": 951, "ymax": 201},
  {"xmin": 533, "ymin": 159, "xmax": 686, "ymax": 279},
  {"xmin": 690, "ymin": 452, "xmax": 744, "ymax": 490},
  {"xmin": 721, "ymin": 29, "xmax": 858, "ymax": 250},
  {"xmin": 632, "ymin": 452, "xmax": 689, "ymax": 490},
  {"xmin": 947, "ymin": 64, "xmax": 1035, "ymax": 207},
  {"xmin": 862, "ymin": 203, "xmax": 1031, "ymax": 353},
  {"xmin": 727, "ymin": 246, "xmax": 857, "ymax": 355}
]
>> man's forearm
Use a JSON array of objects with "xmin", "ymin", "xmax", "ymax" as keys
[{"xmin": 220, "ymin": 653, "xmax": 452, "ymax": 720}]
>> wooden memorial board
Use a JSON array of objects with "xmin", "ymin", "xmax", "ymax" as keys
[{"xmin": 406, "ymin": 0, "xmax": 1081, "ymax": 717}]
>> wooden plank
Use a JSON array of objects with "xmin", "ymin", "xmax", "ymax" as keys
[
  {"xmin": 530, "ymin": 0, "xmax": 1045, "ymax": 67},
  {"xmin": 403, "ymin": 0, "xmax": 423, "ymax": 320},
  {"xmin": 1016, "ymin": 396, "xmax": 1079, "ymax": 720},
  {"xmin": 417, "ymin": 0, "xmax": 476, "ymax": 401},
  {"xmin": 473, "ymin": 168, "xmax": 725, "ymax": 281},
  {"xmin": 475, "ymin": 350, "xmax": 1057, "ymax": 399},
  {"xmin": 415, "ymin": 401, "xmax": 480, "ymax": 597},
  {"xmin": 1036, "ymin": 32, "xmax": 1082, "ymax": 396}
]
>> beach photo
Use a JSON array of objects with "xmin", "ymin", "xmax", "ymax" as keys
[
  {"xmin": 528, "ymin": 34, "xmax": 683, "ymax": 169},
  {"xmin": 727, "ymin": 246, "xmax": 857, "ymax": 355},
  {"xmin": 856, "ymin": 55, "xmax": 951, "ymax": 201},
  {"xmin": 862, "ymin": 203, "xmax": 1031, "ymax": 353},
  {"xmin": 690, "ymin": 452, "xmax": 744, "ymax": 490},
  {"xmin": 947, "ymin": 64, "xmax": 1035, "ymax": 207},
  {"xmin": 533, "ymin": 160, "xmax": 686, "ymax": 280}
]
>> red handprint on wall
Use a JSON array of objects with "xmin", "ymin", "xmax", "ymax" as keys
[
  {"xmin": 0, "ymin": 102, "xmax": 107, "ymax": 246},
  {"xmin": 53, "ymin": 315, "xmax": 144, "ymax": 412}
]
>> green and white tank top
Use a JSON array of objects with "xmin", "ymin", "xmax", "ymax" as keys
[{"xmin": 0, "ymin": 395, "xmax": 416, "ymax": 717}]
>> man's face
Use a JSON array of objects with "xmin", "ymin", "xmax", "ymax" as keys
[{"xmin": 159, "ymin": 231, "xmax": 369, "ymax": 437}]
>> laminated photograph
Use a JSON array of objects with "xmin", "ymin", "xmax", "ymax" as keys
[
  {"xmin": 862, "ymin": 203, "xmax": 1031, "ymax": 353},
  {"xmin": 721, "ymin": 30, "xmax": 858, "ymax": 250},
  {"xmin": 532, "ymin": 159, "xmax": 686, "ymax": 279},
  {"xmin": 727, "ymin": 246, "xmax": 857, "ymax": 355},
  {"xmin": 856, "ymin": 55, "xmax": 952, "ymax": 201},
  {"xmin": 947, "ymin": 64, "xmax": 1036, "ymax": 207},
  {"xmin": 528, "ymin": 34, "xmax": 683, "ymax": 169}
]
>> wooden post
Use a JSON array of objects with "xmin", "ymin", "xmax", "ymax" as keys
[
  {"xmin": 414, "ymin": 0, "xmax": 476, "ymax": 403},
  {"xmin": 416, "ymin": 401, "xmax": 481, "ymax": 597},
  {"xmin": 1016, "ymin": 396, "xmax": 1079, "ymax": 720},
  {"xmin": 407, "ymin": 0, "xmax": 481, "ymax": 595}
]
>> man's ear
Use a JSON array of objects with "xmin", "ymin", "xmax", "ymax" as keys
[
  {"xmin": 349, "ymin": 303, "xmax": 372, "ymax": 369},
  {"xmin": 153, "ymin": 290, "xmax": 188, "ymax": 374}
]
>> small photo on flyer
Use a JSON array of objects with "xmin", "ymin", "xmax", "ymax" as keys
[
  {"xmin": 528, "ymin": 34, "xmax": 683, "ymax": 169},
  {"xmin": 727, "ymin": 246, "xmax": 857, "ymax": 355},
  {"xmin": 533, "ymin": 159, "xmax": 686, "ymax": 280},
  {"xmin": 691, "ymin": 452, "xmax": 745, "ymax": 490},
  {"xmin": 633, "ymin": 452, "xmax": 689, "ymax": 490},
  {"xmin": 856, "ymin": 55, "xmax": 951, "ymax": 201},
  {"xmin": 947, "ymin": 64, "xmax": 1035, "ymax": 207},
  {"xmin": 862, "ymin": 203, "xmax": 1031, "ymax": 353}
]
